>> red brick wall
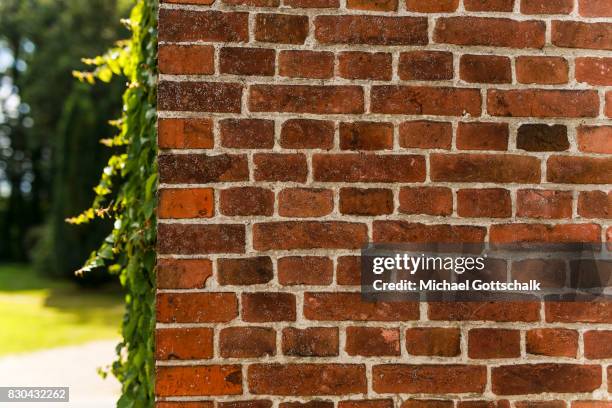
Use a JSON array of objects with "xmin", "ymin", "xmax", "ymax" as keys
[{"xmin": 156, "ymin": 0, "xmax": 612, "ymax": 405}]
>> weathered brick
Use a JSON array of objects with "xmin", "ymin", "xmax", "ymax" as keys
[
  {"xmin": 217, "ymin": 257, "xmax": 273, "ymax": 285},
  {"xmin": 282, "ymin": 327, "xmax": 339, "ymax": 357},
  {"xmin": 399, "ymin": 187, "xmax": 453, "ymax": 216},
  {"xmin": 280, "ymin": 119, "xmax": 334, "ymax": 150},
  {"xmin": 158, "ymin": 118, "xmax": 214, "ymax": 150},
  {"xmin": 572, "ymin": 402, "xmax": 612, "ymax": 408},
  {"xmin": 220, "ymin": 327, "xmax": 276, "ymax": 358},
  {"xmin": 460, "ymin": 55, "xmax": 511, "ymax": 84},
  {"xmin": 254, "ymin": 153, "xmax": 308, "ymax": 182},
  {"xmin": 338, "ymin": 52, "xmax": 392, "ymax": 80},
  {"xmin": 406, "ymin": 0, "xmax": 458, "ymax": 12},
  {"xmin": 315, "ymin": 16, "xmax": 428, "ymax": 45},
  {"xmin": 278, "ymin": 256, "xmax": 333, "ymax": 286},
  {"xmin": 457, "ymin": 189, "xmax": 512, "ymax": 218},
  {"xmin": 373, "ymin": 221, "xmax": 486, "ymax": 243},
  {"xmin": 219, "ymin": 401, "xmax": 272, "ymax": 408},
  {"xmin": 516, "ymin": 56, "xmax": 569, "ymax": 84},
  {"xmin": 280, "ymin": 402, "xmax": 333, "ymax": 408},
  {"xmin": 521, "ymin": 0, "xmax": 573, "ymax": 14},
  {"xmin": 468, "ymin": 329, "xmax": 520, "ymax": 359},
  {"xmin": 434, "ymin": 17, "xmax": 545, "ymax": 48},
  {"xmin": 579, "ymin": 0, "xmax": 612, "ymax": 16},
  {"xmin": 279, "ymin": 188, "xmax": 334, "ymax": 218},
  {"xmin": 526, "ymin": 329, "xmax": 578, "ymax": 358},
  {"xmin": 430, "ymin": 154, "xmax": 541, "ymax": 183},
  {"xmin": 220, "ymin": 187, "xmax": 274, "ymax": 217},
  {"xmin": 255, "ymin": 14, "xmax": 309, "ymax": 44},
  {"xmin": 220, "ymin": 48, "xmax": 275, "ymax": 76},
  {"xmin": 492, "ymin": 364, "xmax": 601, "ymax": 395},
  {"xmin": 284, "ymin": 0, "xmax": 338, "ymax": 7},
  {"xmin": 515, "ymin": 402, "xmax": 566, "ymax": 408},
  {"xmin": 159, "ymin": 45, "xmax": 214, "ymax": 75},
  {"xmin": 224, "ymin": 0, "xmax": 279, "ymax": 6},
  {"xmin": 340, "ymin": 401, "xmax": 393, "ymax": 408},
  {"xmin": 575, "ymin": 57, "xmax": 612, "ymax": 86},
  {"xmin": 516, "ymin": 190, "xmax": 573, "ymax": 219},
  {"xmin": 584, "ymin": 330, "xmax": 612, "ymax": 359},
  {"xmin": 340, "ymin": 188, "xmax": 393, "ymax": 216},
  {"xmin": 156, "ymin": 328, "xmax": 214, "ymax": 360},
  {"xmin": 577, "ymin": 126, "xmax": 612, "ymax": 154},
  {"xmin": 158, "ymin": 224, "xmax": 245, "ymax": 254},
  {"xmin": 517, "ymin": 124, "xmax": 569, "ymax": 152},
  {"xmin": 279, "ymin": 51, "xmax": 334, "ymax": 79},
  {"xmin": 220, "ymin": 119, "xmax": 274, "ymax": 150},
  {"xmin": 253, "ymin": 222, "xmax": 368, "ymax": 250},
  {"xmin": 157, "ymin": 365, "xmax": 242, "ymax": 396},
  {"xmin": 456, "ymin": 122, "xmax": 509, "ymax": 151},
  {"xmin": 371, "ymin": 86, "xmax": 481, "ymax": 116},
  {"xmin": 347, "ymin": 0, "xmax": 397, "ymax": 11},
  {"xmin": 159, "ymin": 9, "xmax": 249, "ymax": 42},
  {"xmin": 405, "ymin": 328, "xmax": 461, "ymax": 357},
  {"xmin": 490, "ymin": 223, "xmax": 601, "ymax": 244},
  {"xmin": 337, "ymin": 256, "xmax": 361, "ymax": 285},
  {"xmin": 339, "ymin": 122, "xmax": 393, "ymax": 151},
  {"xmin": 157, "ymin": 401, "xmax": 214, "ymax": 408},
  {"xmin": 429, "ymin": 301, "xmax": 541, "ymax": 322},
  {"xmin": 545, "ymin": 302, "xmax": 612, "ymax": 323},
  {"xmin": 313, "ymin": 154, "xmax": 426, "ymax": 183},
  {"xmin": 399, "ymin": 121, "xmax": 452, "ymax": 150},
  {"xmin": 157, "ymin": 259, "xmax": 212, "ymax": 290},
  {"xmin": 552, "ymin": 21, "xmax": 612, "ymax": 50},
  {"xmin": 159, "ymin": 188, "xmax": 214, "ymax": 219},
  {"xmin": 488, "ymin": 89, "xmax": 599, "ymax": 118},
  {"xmin": 159, "ymin": 82, "xmax": 243, "ymax": 113},
  {"xmin": 250, "ymin": 85, "xmax": 364, "ymax": 114},
  {"xmin": 242, "ymin": 293, "xmax": 296, "ymax": 322},
  {"xmin": 346, "ymin": 327, "xmax": 400, "ymax": 356},
  {"xmin": 372, "ymin": 365, "xmax": 487, "ymax": 393},
  {"xmin": 547, "ymin": 156, "xmax": 612, "ymax": 184},
  {"xmin": 304, "ymin": 292, "xmax": 419, "ymax": 321},
  {"xmin": 464, "ymin": 0, "xmax": 514, "ymax": 11},
  {"xmin": 398, "ymin": 51, "xmax": 453, "ymax": 81},
  {"xmin": 157, "ymin": 293, "xmax": 238, "ymax": 323},
  {"xmin": 578, "ymin": 191, "xmax": 611, "ymax": 218}
]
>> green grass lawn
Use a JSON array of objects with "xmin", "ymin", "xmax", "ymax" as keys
[{"xmin": 0, "ymin": 264, "xmax": 124, "ymax": 356}]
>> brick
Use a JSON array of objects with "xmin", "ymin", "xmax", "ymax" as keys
[
  {"xmin": 157, "ymin": 259, "xmax": 212, "ymax": 289},
  {"xmin": 573, "ymin": 403, "xmax": 612, "ymax": 408},
  {"xmin": 304, "ymin": 292, "xmax": 419, "ymax": 321},
  {"xmin": 279, "ymin": 188, "xmax": 334, "ymax": 218},
  {"xmin": 468, "ymin": 329, "xmax": 520, "ymax": 359},
  {"xmin": 340, "ymin": 401, "xmax": 393, "ymax": 408},
  {"xmin": 280, "ymin": 403, "xmax": 333, "ymax": 408},
  {"xmin": 526, "ymin": 328, "xmax": 578, "ymax": 358},
  {"xmin": 398, "ymin": 51, "xmax": 453, "ymax": 81},
  {"xmin": 279, "ymin": 51, "xmax": 334, "ymax": 79},
  {"xmin": 284, "ymin": 0, "xmax": 338, "ymax": 7},
  {"xmin": 242, "ymin": 293, "xmax": 296, "ymax": 322},
  {"xmin": 456, "ymin": 122, "xmax": 509, "ymax": 151},
  {"xmin": 516, "ymin": 190, "xmax": 573, "ymax": 219},
  {"xmin": 254, "ymin": 153, "xmax": 308, "ymax": 182},
  {"xmin": 457, "ymin": 403, "xmax": 511, "ymax": 408},
  {"xmin": 464, "ymin": 0, "xmax": 514, "ymax": 11},
  {"xmin": 489, "ymin": 223, "xmax": 601, "ymax": 244},
  {"xmin": 250, "ymin": 85, "xmax": 364, "ymax": 114},
  {"xmin": 579, "ymin": 0, "xmax": 612, "ymax": 16},
  {"xmin": 545, "ymin": 302, "xmax": 612, "ymax": 323},
  {"xmin": 373, "ymin": 222, "xmax": 486, "ymax": 244},
  {"xmin": 158, "ymin": 82, "xmax": 243, "ymax": 113},
  {"xmin": 517, "ymin": 124, "xmax": 569, "ymax": 152},
  {"xmin": 338, "ymin": 52, "xmax": 392, "ymax": 80},
  {"xmin": 337, "ymin": 256, "xmax": 361, "ymax": 285},
  {"xmin": 158, "ymin": 118, "xmax": 214, "ymax": 150},
  {"xmin": 457, "ymin": 189, "xmax": 512, "ymax": 218},
  {"xmin": 491, "ymin": 364, "xmax": 601, "ymax": 395},
  {"xmin": 156, "ymin": 328, "xmax": 214, "ymax": 360},
  {"xmin": 430, "ymin": 154, "xmax": 541, "ymax": 183},
  {"xmin": 511, "ymin": 259, "xmax": 567, "ymax": 289},
  {"xmin": 220, "ymin": 327, "xmax": 276, "ymax": 358},
  {"xmin": 220, "ymin": 119, "xmax": 274, "ymax": 150},
  {"xmin": 220, "ymin": 187, "xmax": 274, "ymax": 216},
  {"xmin": 521, "ymin": 0, "xmax": 573, "ymax": 14},
  {"xmin": 159, "ymin": 45, "xmax": 214, "ymax": 75},
  {"xmin": 372, "ymin": 365, "xmax": 487, "ymax": 393},
  {"xmin": 552, "ymin": 21, "xmax": 612, "ymax": 50},
  {"xmin": 220, "ymin": 48, "xmax": 275, "ymax": 76},
  {"xmin": 282, "ymin": 327, "xmax": 339, "ymax": 356},
  {"xmin": 547, "ymin": 156, "xmax": 612, "ymax": 184},
  {"xmin": 224, "ymin": 0, "xmax": 279, "ymax": 5},
  {"xmin": 428, "ymin": 301, "xmax": 541, "ymax": 322},
  {"xmin": 255, "ymin": 14, "xmax": 309, "ymax": 44},
  {"xmin": 159, "ymin": 188, "xmax": 214, "ymax": 219},
  {"xmin": 278, "ymin": 256, "xmax": 333, "ymax": 286},
  {"xmin": 434, "ymin": 17, "xmax": 545, "ymax": 48},
  {"xmin": 253, "ymin": 222, "xmax": 367, "ymax": 250},
  {"xmin": 575, "ymin": 57, "xmax": 612, "ymax": 85},
  {"xmin": 346, "ymin": 327, "xmax": 400, "ymax": 357},
  {"xmin": 577, "ymin": 126, "xmax": 612, "ymax": 154},
  {"xmin": 313, "ymin": 154, "xmax": 425, "ymax": 183},
  {"xmin": 158, "ymin": 224, "xmax": 245, "ymax": 254},
  {"xmin": 608, "ymin": 91, "xmax": 612, "ymax": 117},
  {"xmin": 340, "ymin": 188, "xmax": 393, "ymax": 216},
  {"xmin": 340, "ymin": 122, "xmax": 393, "ymax": 151},
  {"xmin": 399, "ymin": 121, "xmax": 452, "ymax": 150},
  {"xmin": 406, "ymin": 0, "xmax": 458, "ymax": 12},
  {"xmin": 156, "ymin": 365, "xmax": 242, "ymax": 396},
  {"xmin": 157, "ymin": 402, "xmax": 214, "ymax": 408},
  {"xmin": 162, "ymin": 0, "xmax": 215, "ymax": 4},
  {"xmin": 487, "ymin": 89, "xmax": 599, "ymax": 118},
  {"xmin": 402, "ymin": 402, "xmax": 454, "ymax": 408},
  {"xmin": 249, "ymin": 364, "xmax": 367, "ymax": 395},
  {"xmin": 159, "ymin": 9, "xmax": 248, "ymax": 42},
  {"xmin": 578, "ymin": 191, "xmax": 611, "ymax": 218},
  {"xmin": 516, "ymin": 56, "xmax": 569, "ymax": 84},
  {"xmin": 315, "ymin": 16, "xmax": 428, "ymax": 45},
  {"xmin": 405, "ymin": 328, "xmax": 460, "ymax": 357},
  {"xmin": 217, "ymin": 257, "xmax": 273, "ymax": 285},
  {"xmin": 515, "ymin": 403, "xmax": 566, "ymax": 408},
  {"xmin": 219, "ymin": 402, "xmax": 272, "ymax": 408},
  {"xmin": 280, "ymin": 119, "xmax": 334, "ymax": 149},
  {"xmin": 460, "ymin": 55, "xmax": 511, "ymax": 84},
  {"xmin": 157, "ymin": 293, "xmax": 238, "ymax": 323},
  {"xmin": 347, "ymin": 0, "xmax": 397, "ymax": 11},
  {"xmin": 399, "ymin": 187, "xmax": 453, "ymax": 216},
  {"xmin": 371, "ymin": 86, "xmax": 481, "ymax": 116},
  {"xmin": 584, "ymin": 330, "xmax": 612, "ymax": 359}
]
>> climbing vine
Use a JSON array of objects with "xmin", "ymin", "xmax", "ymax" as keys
[{"xmin": 70, "ymin": 0, "xmax": 157, "ymax": 406}]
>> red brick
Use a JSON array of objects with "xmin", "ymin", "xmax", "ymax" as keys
[
  {"xmin": 517, "ymin": 124, "xmax": 569, "ymax": 152},
  {"xmin": 280, "ymin": 403, "xmax": 333, "ymax": 408},
  {"xmin": 487, "ymin": 89, "xmax": 599, "ymax": 118},
  {"xmin": 255, "ymin": 14, "xmax": 309, "ymax": 44},
  {"xmin": 456, "ymin": 122, "xmax": 509, "ymax": 151},
  {"xmin": 552, "ymin": 21, "xmax": 612, "ymax": 50},
  {"xmin": 219, "ymin": 327, "xmax": 276, "ymax": 358},
  {"xmin": 217, "ymin": 257, "xmax": 273, "ymax": 285},
  {"xmin": 340, "ymin": 401, "xmax": 393, "ymax": 408},
  {"xmin": 313, "ymin": 154, "xmax": 426, "ymax": 183},
  {"xmin": 282, "ymin": 327, "xmax": 339, "ymax": 357},
  {"xmin": 280, "ymin": 119, "xmax": 334, "ymax": 149},
  {"xmin": 526, "ymin": 329, "xmax": 578, "ymax": 358},
  {"xmin": 373, "ymin": 222, "xmax": 486, "ymax": 244},
  {"xmin": 278, "ymin": 257, "xmax": 333, "ymax": 286},
  {"xmin": 457, "ymin": 403, "xmax": 511, "ymax": 408},
  {"xmin": 338, "ymin": 52, "xmax": 392, "ymax": 80},
  {"xmin": 516, "ymin": 56, "xmax": 569, "ymax": 84},
  {"xmin": 347, "ymin": 0, "xmax": 397, "ymax": 11},
  {"xmin": 279, "ymin": 188, "xmax": 334, "ymax": 218},
  {"xmin": 399, "ymin": 121, "xmax": 452, "ymax": 150},
  {"xmin": 157, "ymin": 293, "xmax": 238, "ymax": 323},
  {"xmin": 464, "ymin": 0, "xmax": 514, "ymax": 11},
  {"xmin": 434, "ymin": 17, "xmax": 545, "ymax": 48},
  {"xmin": 430, "ymin": 154, "xmax": 541, "ymax": 183},
  {"xmin": 428, "ymin": 301, "xmax": 541, "ymax": 322},
  {"xmin": 578, "ymin": 191, "xmax": 611, "ymax": 218},
  {"xmin": 545, "ymin": 302, "xmax": 612, "ymax": 323},
  {"xmin": 579, "ymin": 0, "xmax": 612, "ymax": 16},
  {"xmin": 219, "ymin": 402, "xmax": 272, "ymax": 408},
  {"xmin": 468, "ymin": 329, "xmax": 520, "ymax": 359},
  {"xmin": 460, "ymin": 55, "xmax": 511, "ymax": 84},
  {"xmin": 157, "ymin": 259, "xmax": 212, "ymax": 289},
  {"xmin": 156, "ymin": 328, "xmax": 214, "ymax": 360},
  {"xmin": 159, "ymin": 82, "xmax": 243, "ymax": 113},
  {"xmin": 340, "ymin": 188, "xmax": 394, "ymax": 216},
  {"xmin": 159, "ymin": 188, "xmax": 214, "ymax": 219},
  {"xmin": 315, "ymin": 16, "xmax": 428, "ymax": 45},
  {"xmin": 337, "ymin": 256, "xmax": 361, "ymax": 285},
  {"xmin": 346, "ymin": 327, "xmax": 400, "ymax": 356},
  {"xmin": 340, "ymin": 122, "xmax": 393, "ymax": 151},
  {"xmin": 220, "ymin": 119, "xmax": 274, "ymax": 149},
  {"xmin": 279, "ymin": 51, "xmax": 334, "ymax": 79},
  {"xmin": 547, "ymin": 156, "xmax": 612, "ymax": 184},
  {"xmin": 608, "ymin": 91, "xmax": 612, "ymax": 117},
  {"xmin": 158, "ymin": 118, "xmax": 213, "ymax": 150},
  {"xmin": 405, "ymin": 328, "xmax": 461, "ymax": 357},
  {"xmin": 516, "ymin": 190, "xmax": 573, "ymax": 219},
  {"xmin": 457, "ymin": 189, "xmax": 512, "ymax": 218},
  {"xmin": 490, "ymin": 223, "xmax": 601, "ymax": 244},
  {"xmin": 224, "ymin": 0, "xmax": 279, "ymax": 6},
  {"xmin": 398, "ymin": 51, "xmax": 453, "ymax": 81},
  {"xmin": 372, "ymin": 365, "xmax": 487, "ymax": 394},
  {"xmin": 254, "ymin": 153, "xmax": 308, "ymax": 182},
  {"xmin": 220, "ymin": 48, "xmax": 275, "ymax": 76},
  {"xmin": 371, "ymin": 86, "xmax": 481, "ymax": 116},
  {"xmin": 577, "ymin": 126, "xmax": 612, "ymax": 154},
  {"xmin": 406, "ymin": 0, "xmax": 458, "ymax": 12},
  {"xmin": 584, "ymin": 330, "xmax": 612, "ymax": 359},
  {"xmin": 576, "ymin": 57, "xmax": 612, "ymax": 85},
  {"xmin": 250, "ymin": 85, "xmax": 364, "ymax": 114},
  {"xmin": 304, "ymin": 292, "xmax": 419, "ymax": 321},
  {"xmin": 284, "ymin": 0, "xmax": 339, "ymax": 7},
  {"xmin": 242, "ymin": 293, "xmax": 296, "ymax": 322},
  {"xmin": 162, "ymin": 0, "xmax": 215, "ymax": 4},
  {"xmin": 157, "ymin": 402, "xmax": 214, "ymax": 408},
  {"xmin": 521, "ymin": 0, "xmax": 573, "ymax": 14},
  {"xmin": 158, "ymin": 224, "xmax": 245, "ymax": 254},
  {"xmin": 573, "ymin": 403, "xmax": 612, "ymax": 408},
  {"xmin": 492, "ymin": 364, "xmax": 601, "ymax": 395},
  {"xmin": 159, "ymin": 9, "xmax": 248, "ymax": 42},
  {"xmin": 156, "ymin": 365, "xmax": 242, "ymax": 396},
  {"xmin": 399, "ymin": 187, "xmax": 453, "ymax": 216},
  {"xmin": 159, "ymin": 45, "xmax": 214, "ymax": 75},
  {"xmin": 515, "ymin": 402, "xmax": 566, "ymax": 408},
  {"xmin": 220, "ymin": 187, "xmax": 274, "ymax": 217},
  {"xmin": 253, "ymin": 222, "xmax": 367, "ymax": 250}
]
